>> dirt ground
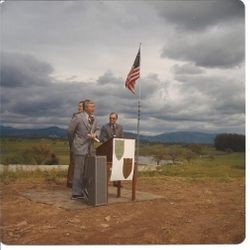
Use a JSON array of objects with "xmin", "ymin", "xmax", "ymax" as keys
[{"xmin": 0, "ymin": 176, "xmax": 245, "ymax": 245}]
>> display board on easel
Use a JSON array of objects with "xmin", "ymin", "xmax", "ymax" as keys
[
  {"xmin": 110, "ymin": 138, "xmax": 135, "ymax": 181},
  {"xmin": 96, "ymin": 137, "xmax": 136, "ymax": 200}
]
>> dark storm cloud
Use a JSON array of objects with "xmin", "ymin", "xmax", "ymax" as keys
[
  {"xmin": 10, "ymin": 95, "xmax": 64, "ymax": 116},
  {"xmin": 1, "ymin": 52, "xmax": 85, "ymax": 121},
  {"xmin": 153, "ymin": 0, "xmax": 244, "ymax": 31},
  {"xmin": 175, "ymin": 74, "xmax": 244, "ymax": 103},
  {"xmin": 171, "ymin": 63, "xmax": 205, "ymax": 75},
  {"xmin": 1, "ymin": 52, "xmax": 160, "ymax": 130},
  {"xmin": 136, "ymin": 65, "xmax": 244, "ymax": 134},
  {"xmin": 2, "ymin": 52, "xmax": 53, "ymax": 88},
  {"xmin": 171, "ymin": 73, "xmax": 245, "ymax": 120},
  {"xmin": 161, "ymin": 21, "xmax": 244, "ymax": 68},
  {"xmin": 97, "ymin": 71, "xmax": 121, "ymax": 85},
  {"xmin": 157, "ymin": 0, "xmax": 245, "ymax": 69},
  {"xmin": 95, "ymin": 71, "xmax": 160, "ymax": 100}
]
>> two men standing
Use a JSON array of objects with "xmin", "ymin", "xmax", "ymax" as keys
[{"xmin": 68, "ymin": 101, "xmax": 124, "ymax": 200}]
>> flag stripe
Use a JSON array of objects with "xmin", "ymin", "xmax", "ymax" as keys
[
  {"xmin": 130, "ymin": 71, "xmax": 140, "ymax": 78},
  {"xmin": 126, "ymin": 74, "xmax": 139, "ymax": 82}
]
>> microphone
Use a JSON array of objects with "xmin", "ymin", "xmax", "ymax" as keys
[{"xmin": 94, "ymin": 137, "xmax": 100, "ymax": 142}]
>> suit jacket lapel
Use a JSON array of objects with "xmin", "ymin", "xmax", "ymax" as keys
[{"xmin": 81, "ymin": 112, "xmax": 90, "ymax": 131}]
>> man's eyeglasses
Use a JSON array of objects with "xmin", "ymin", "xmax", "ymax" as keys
[{"xmin": 110, "ymin": 117, "xmax": 116, "ymax": 120}]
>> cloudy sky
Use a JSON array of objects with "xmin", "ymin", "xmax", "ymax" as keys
[{"xmin": 0, "ymin": 0, "xmax": 245, "ymax": 135}]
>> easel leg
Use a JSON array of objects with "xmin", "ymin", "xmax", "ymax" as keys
[
  {"xmin": 132, "ymin": 163, "xmax": 137, "ymax": 201},
  {"xmin": 117, "ymin": 181, "xmax": 121, "ymax": 198},
  {"xmin": 107, "ymin": 163, "xmax": 111, "ymax": 203}
]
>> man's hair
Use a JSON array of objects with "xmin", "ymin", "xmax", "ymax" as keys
[
  {"xmin": 109, "ymin": 112, "xmax": 118, "ymax": 119},
  {"xmin": 79, "ymin": 100, "xmax": 86, "ymax": 109},
  {"xmin": 84, "ymin": 99, "xmax": 94, "ymax": 110}
]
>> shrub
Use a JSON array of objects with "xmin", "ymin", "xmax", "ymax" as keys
[
  {"xmin": 188, "ymin": 144, "xmax": 203, "ymax": 155},
  {"xmin": 45, "ymin": 153, "xmax": 59, "ymax": 165}
]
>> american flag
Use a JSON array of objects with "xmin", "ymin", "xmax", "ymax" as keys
[{"xmin": 125, "ymin": 48, "xmax": 140, "ymax": 94}]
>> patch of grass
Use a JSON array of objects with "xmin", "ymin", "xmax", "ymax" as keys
[
  {"xmin": 0, "ymin": 168, "xmax": 67, "ymax": 184},
  {"xmin": 1, "ymin": 138, "xmax": 70, "ymax": 164},
  {"xmin": 160, "ymin": 152, "xmax": 245, "ymax": 180},
  {"xmin": 138, "ymin": 171, "xmax": 162, "ymax": 177},
  {"xmin": 232, "ymin": 164, "xmax": 245, "ymax": 170}
]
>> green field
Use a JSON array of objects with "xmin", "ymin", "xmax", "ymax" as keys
[
  {"xmin": 158, "ymin": 152, "xmax": 245, "ymax": 180},
  {"xmin": 0, "ymin": 138, "xmax": 245, "ymax": 181},
  {"xmin": 0, "ymin": 138, "xmax": 71, "ymax": 164}
]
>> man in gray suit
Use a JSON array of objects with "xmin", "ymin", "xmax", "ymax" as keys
[
  {"xmin": 67, "ymin": 100, "xmax": 86, "ymax": 188},
  {"xmin": 100, "ymin": 112, "xmax": 124, "ymax": 142},
  {"xmin": 68, "ymin": 100, "xmax": 100, "ymax": 200}
]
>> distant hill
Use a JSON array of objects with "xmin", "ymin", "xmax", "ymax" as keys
[
  {"xmin": 126, "ymin": 131, "xmax": 216, "ymax": 144},
  {"xmin": 147, "ymin": 131, "xmax": 217, "ymax": 144},
  {"xmin": 0, "ymin": 126, "xmax": 67, "ymax": 138},
  {"xmin": 1, "ymin": 125, "xmax": 217, "ymax": 144}
]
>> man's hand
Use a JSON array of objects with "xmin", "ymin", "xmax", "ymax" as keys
[
  {"xmin": 88, "ymin": 133, "xmax": 100, "ymax": 142},
  {"xmin": 88, "ymin": 133, "xmax": 96, "ymax": 139}
]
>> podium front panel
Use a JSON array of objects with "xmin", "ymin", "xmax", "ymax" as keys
[{"xmin": 85, "ymin": 156, "xmax": 107, "ymax": 206}]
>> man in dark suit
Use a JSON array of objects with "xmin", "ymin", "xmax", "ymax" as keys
[
  {"xmin": 100, "ymin": 112, "xmax": 124, "ymax": 187},
  {"xmin": 68, "ymin": 100, "xmax": 99, "ymax": 200},
  {"xmin": 100, "ymin": 112, "xmax": 124, "ymax": 142}
]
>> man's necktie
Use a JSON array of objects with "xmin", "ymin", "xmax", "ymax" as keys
[
  {"xmin": 88, "ymin": 115, "xmax": 94, "ymax": 125},
  {"xmin": 112, "ymin": 124, "xmax": 116, "ymax": 137}
]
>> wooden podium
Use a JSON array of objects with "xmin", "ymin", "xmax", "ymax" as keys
[
  {"xmin": 96, "ymin": 137, "xmax": 114, "ymax": 162},
  {"xmin": 96, "ymin": 138, "xmax": 137, "ymax": 200}
]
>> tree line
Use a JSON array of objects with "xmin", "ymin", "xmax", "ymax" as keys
[
  {"xmin": 214, "ymin": 133, "xmax": 245, "ymax": 152},
  {"xmin": 2, "ymin": 133, "xmax": 245, "ymax": 165}
]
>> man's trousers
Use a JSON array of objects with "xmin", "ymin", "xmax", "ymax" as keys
[
  {"xmin": 72, "ymin": 154, "xmax": 87, "ymax": 196},
  {"xmin": 67, "ymin": 151, "xmax": 74, "ymax": 187}
]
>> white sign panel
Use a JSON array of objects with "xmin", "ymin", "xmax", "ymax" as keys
[{"xmin": 110, "ymin": 138, "xmax": 135, "ymax": 181}]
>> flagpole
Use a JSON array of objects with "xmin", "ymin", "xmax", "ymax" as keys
[
  {"xmin": 133, "ymin": 43, "xmax": 141, "ymax": 201},
  {"xmin": 136, "ymin": 43, "xmax": 142, "ymax": 165}
]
